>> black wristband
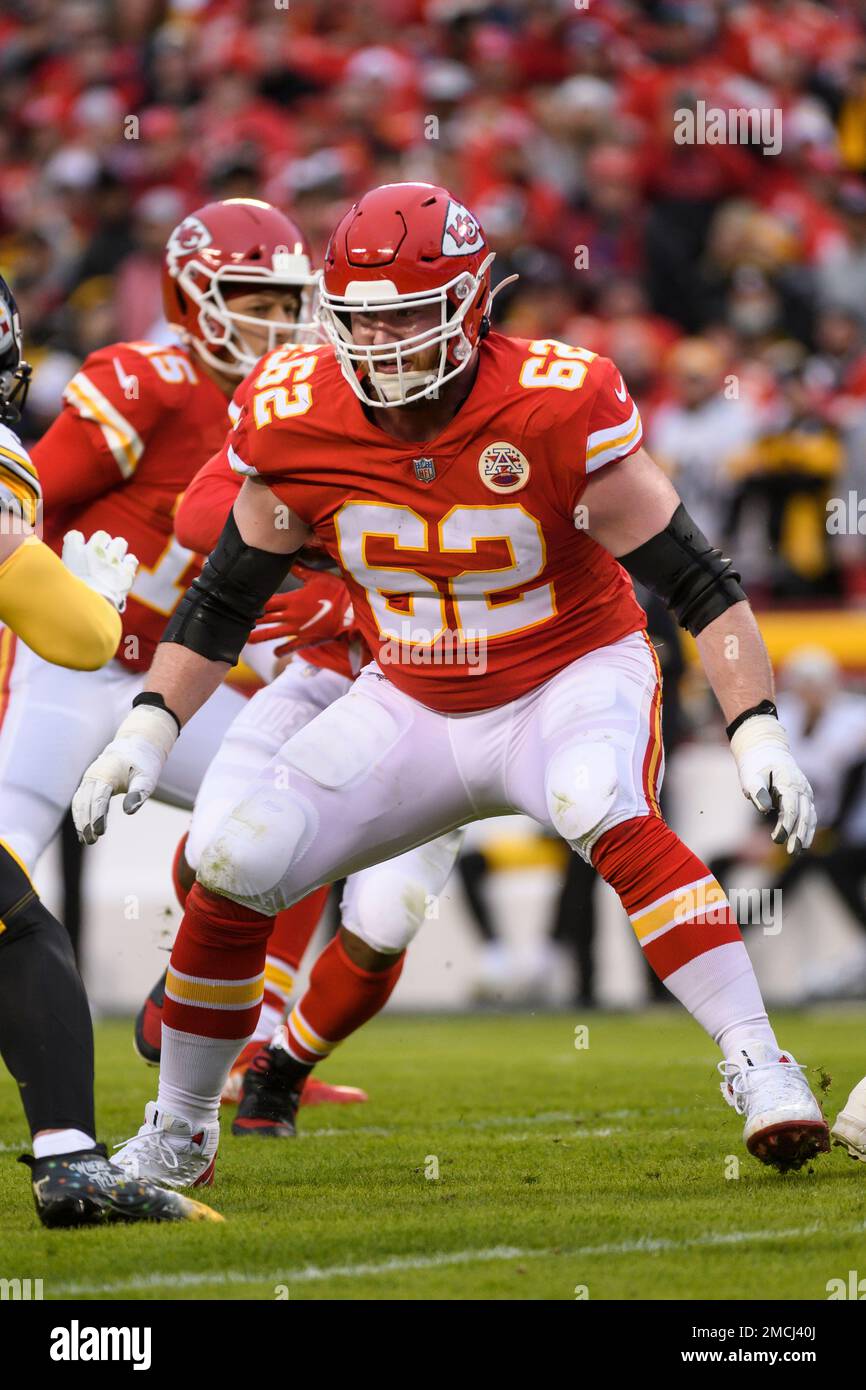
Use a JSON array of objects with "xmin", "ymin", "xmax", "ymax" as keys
[
  {"xmin": 132, "ymin": 690, "xmax": 182, "ymax": 736},
  {"xmin": 725, "ymin": 699, "xmax": 778, "ymax": 741}
]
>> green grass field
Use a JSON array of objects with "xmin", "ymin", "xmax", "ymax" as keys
[{"xmin": 1, "ymin": 1009, "xmax": 865, "ymax": 1301}]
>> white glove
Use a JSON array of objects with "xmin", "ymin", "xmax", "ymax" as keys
[
  {"xmin": 72, "ymin": 705, "xmax": 179, "ymax": 845},
  {"xmin": 729, "ymin": 713, "xmax": 817, "ymax": 854},
  {"xmin": 62, "ymin": 529, "xmax": 138, "ymax": 613}
]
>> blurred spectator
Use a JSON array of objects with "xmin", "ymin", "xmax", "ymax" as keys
[
  {"xmin": 726, "ymin": 350, "xmax": 844, "ymax": 597},
  {"xmin": 0, "ymin": 0, "xmax": 859, "ymax": 632},
  {"xmin": 114, "ymin": 186, "xmax": 187, "ymax": 341},
  {"xmin": 817, "ymin": 180, "xmax": 866, "ymax": 329},
  {"xmin": 650, "ymin": 338, "xmax": 762, "ymax": 540}
]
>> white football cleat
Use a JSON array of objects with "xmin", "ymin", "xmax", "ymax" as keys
[
  {"xmin": 831, "ymin": 1077, "xmax": 866, "ymax": 1161},
  {"xmin": 112, "ymin": 1102, "xmax": 219, "ymax": 1189},
  {"xmin": 719, "ymin": 1040, "xmax": 830, "ymax": 1171}
]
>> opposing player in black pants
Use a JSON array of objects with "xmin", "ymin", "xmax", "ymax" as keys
[{"xmin": 0, "ymin": 276, "xmax": 220, "ymax": 1226}]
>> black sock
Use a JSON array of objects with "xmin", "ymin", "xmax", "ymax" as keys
[{"xmin": 0, "ymin": 846, "xmax": 95, "ymax": 1139}]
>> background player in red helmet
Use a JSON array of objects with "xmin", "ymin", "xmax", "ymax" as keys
[
  {"xmin": 76, "ymin": 183, "xmax": 825, "ymax": 1187},
  {"xmin": 0, "ymin": 198, "xmax": 316, "ymax": 876}
]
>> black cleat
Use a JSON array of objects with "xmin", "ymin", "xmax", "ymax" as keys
[
  {"xmin": 134, "ymin": 969, "xmax": 167, "ymax": 1065},
  {"xmin": 19, "ymin": 1144, "xmax": 223, "ymax": 1227},
  {"xmin": 232, "ymin": 1041, "xmax": 306, "ymax": 1139}
]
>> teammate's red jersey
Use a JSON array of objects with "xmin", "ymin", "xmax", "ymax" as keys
[
  {"xmin": 219, "ymin": 333, "xmax": 648, "ymax": 714},
  {"xmin": 175, "ymin": 444, "xmax": 364, "ymax": 681},
  {"xmin": 33, "ymin": 341, "xmax": 229, "ymax": 671}
]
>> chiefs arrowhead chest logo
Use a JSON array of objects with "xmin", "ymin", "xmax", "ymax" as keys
[
  {"xmin": 442, "ymin": 199, "xmax": 485, "ymax": 256},
  {"xmin": 478, "ymin": 441, "xmax": 530, "ymax": 493}
]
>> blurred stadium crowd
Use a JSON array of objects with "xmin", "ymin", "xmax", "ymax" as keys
[
  {"xmin": 2, "ymin": 0, "xmax": 865, "ymax": 1007},
  {"xmin": 3, "ymin": 0, "xmax": 866, "ymax": 603}
]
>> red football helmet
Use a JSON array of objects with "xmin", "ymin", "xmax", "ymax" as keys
[
  {"xmin": 162, "ymin": 198, "xmax": 319, "ymax": 377},
  {"xmin": 319, "ymin": 183, "xmax": 497, "ymax": 407}
]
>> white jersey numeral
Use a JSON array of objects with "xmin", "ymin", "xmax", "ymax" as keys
[
  {"xmin": 132, "ymin": 535, "xmax": 198, "ymax": 616},
  {"xmin": 334, "ymin": 501, "xmax": 555, "ymax": 644},
  {"xmin": 519, "ymin": 340, "xmax": 596, "ymax": 392}
]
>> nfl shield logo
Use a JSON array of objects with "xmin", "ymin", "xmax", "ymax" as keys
[{"xmin": 413, "ymin": 456, "xmax": 436, "ymax": 483}]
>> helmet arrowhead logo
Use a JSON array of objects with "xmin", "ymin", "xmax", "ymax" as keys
[
  {"xmin": 442, "ymin": 199, "xmax": 485, "ymax": 256},
  {"xmin": 166, "ymin": 215, "xmax": 213, "ymax": 269}
]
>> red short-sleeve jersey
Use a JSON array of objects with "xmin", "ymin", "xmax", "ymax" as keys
[
  {"xmin": 32, "ymin": 341, "xmax": 230, "ymax": 671},
  {"xmin": 223, "ymin": 333, "xmax": 647, "ymax": 714}
]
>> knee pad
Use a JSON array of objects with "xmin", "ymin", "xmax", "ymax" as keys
[
  {"xmin": 341, "ymin": 864, "xmax": 430, "ymax": 954},
  {"xmin": 282, "ymin": 688, "xmax": 404, "ymax": 790},
  {"xmin": 341, "ymin": 831, "xmax": 464, "ymax": 954},
  {"xmin": 545, "ymin": 740, "xmax": 619, "ymax": 852},
  {"xmin": 197, "ymin": 787, "xmax": 318, "ymax": 917}
]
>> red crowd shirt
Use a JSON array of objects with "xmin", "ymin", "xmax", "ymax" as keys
[
  {"xmin": 217, "ymin": 333, "xmax": 648, "ymax": 714},
  {"xmin": 33, "ymin": 341, "xmax": 229, "ymax": 672}
]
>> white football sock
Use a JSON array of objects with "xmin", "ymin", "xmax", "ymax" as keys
[
  {"xmin": 661, "ymin": 940, "xmax": 778, "ymax": 1059},
  {"xmin": 838, "ymin": 1075, "xmax": 866, "ymax": 1120},
  {"xmin": 252, "ymin": 996, "xmax": 285, "ymax": 1047},
  {"xmin": 157, "ymin": 1023, "xmax": 248, "ymax": 1130},
  {"xmin": 32, "ymin": 1128, "xmax": 96, "ymax": 1159}
]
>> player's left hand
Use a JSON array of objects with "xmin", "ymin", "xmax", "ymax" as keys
[
  {"xmin": 62, "ymin": 529, "xmax": 138, "ymax": 613},
  {"xmin": 248, "ymin": 565, "xmax": 352, "ymax": 656},
  {"xmin": 729, "ymin": 713, "xmax": 816, "ymax": 855}
]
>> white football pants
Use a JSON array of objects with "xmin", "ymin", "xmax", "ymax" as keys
[
  {"xmin": 197, "ymin": 632, "xmax": 663, "ymax": 919},
  {"xmin": 0, "ymin": 637, "xmax": 246, "ymax": 870},
  {"xmin": 185, "ymin": 655, "xmax": 464, "ymax": 954}
]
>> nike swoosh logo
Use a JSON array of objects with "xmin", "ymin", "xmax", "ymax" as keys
[
  {"xmin": 614, "ymin": 375, "xmax": 628, "ymax": 403},
  {"xmin": 300, "ymin": 598, "xmax": 333, "ymax": 631}
]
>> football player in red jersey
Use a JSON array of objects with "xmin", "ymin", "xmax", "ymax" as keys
[
  {"xmin": 76, "ymin": 183, "xmax": 827, "ymax": 1185},
  {"xmin": 0, "ymin": 197, "xmax": 318, "ymax": 876},
  {"xmin": 0, "ymin": 196, "xmax": 369, "ymax": 1121}
]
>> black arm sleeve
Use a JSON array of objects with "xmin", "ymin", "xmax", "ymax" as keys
[
  {"xmin": 617, "ymin": 503, "xmax": 747, "ymax": 637},
  {"xmin": 162, "ymin": 509, "xmax": 297, "ymax": 666}
]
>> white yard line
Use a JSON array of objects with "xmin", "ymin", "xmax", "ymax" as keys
[
  {"xmin": 0, "ymin": 1109, "xmax": 682, "ymax": 1153},
  {"xmin": 50, "ymin": 1221, "xmax": 866, "ymax": 1298},
  {"xmin": 294, "ymin": 1115, "xmax": 619, "ymax": 1139}
]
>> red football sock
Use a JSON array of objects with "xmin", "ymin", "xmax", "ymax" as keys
[
  {"xmin": 592, "ymin": 816, "xmax": 741, "ymax": 978},
  {"xmin": 592, "ymin": 816, "xmax": 773, "ymax": 1051},
  {"xmin": 283, "ymin": 934, "xmax": 404, "ymax": 1068},
  {"xmin": 165, "ymin": 883, "xmax": 274, "ymax": 1042},
  {"xmin": 171, "ymin": 831, "xmax": 329, "ymax": 1041}
]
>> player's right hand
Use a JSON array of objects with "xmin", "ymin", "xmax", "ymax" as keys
[
  {"xmin": 72, "ymin": 706, "xmax": 179, "ymax": 844},
  {"xmin": 248, "ymin": 565, "xmax": 352, "ymax": 655},
  {"xmin": 62, "ymin": 529, "xmax": 139, "ymax": 613}
]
